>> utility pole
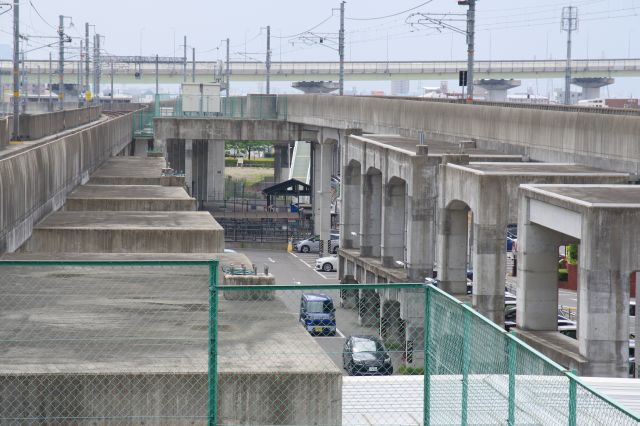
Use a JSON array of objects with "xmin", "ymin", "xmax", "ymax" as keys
[
  {"xmin": 84, "ymin": 23, "xmax": 90, "ymax": 93},
  {"xmin": 562, "ymin": 6, "xmax": 578, "ymax": 105},
  {"xmin": 225, "ymin": 38, "xmax": 230, "ymax": 96},
  {"xmin": 58, "ymin": 15, "xmax": 65, "ymax": 110},
  {"xmin": 265, "ymin": 25, "xmax": 271, "ymax": 94},
  {"xmin": 79, "ymin": 39, "xmax": 83, "ymax": 91},
  {"xmin": 457, "ymin": 0, "xmax": 476, "ymax": 101},
  {"xmin": 155, "ymin": 54, "xmax": 159, "ymax": 115},
  {"xmin": 48, "ymin": 51, "xmax": 52, "ymax": 111},
  {"xmin": 192, "ymin": 47, "xmax": 196, "ymax": 83},
  {"xmin": 183, "ymin": 35, "xmax": 187, "ymax": 83},
  {"xmin": 11, "ymin": 0, "xmax": 19, "ymax": 142},
  {"xmin": 339, "ymin": 1, "xmax": 345, "ymax": 96},
  {"xmin": 110, "ymin": 61, "xmax": 114, "ymax": 107},
  {"xmin": 94, "ymin": 34, "xmax": 101, "ymax": 98}
]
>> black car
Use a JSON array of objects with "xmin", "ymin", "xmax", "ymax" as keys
[{"xmin": 342, "ymin": 335, "xmax": 393, "ymax": 376}]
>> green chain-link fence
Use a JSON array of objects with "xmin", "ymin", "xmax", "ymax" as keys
[
  {"xmin": 0, "ymin": 260, "xmax": 637, "ymax": 425},
  {"xmin": 425, "ymin": 284, "xmax": 639, "ymax": 426}
]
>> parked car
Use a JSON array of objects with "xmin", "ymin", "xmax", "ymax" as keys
[
  {"xmin": 299, "ymin": 293, "xmax": 336, "ymax": 336},
  {"xmin": 425, "ymin": 277, "xmax": 472, "ymax": 295},
  {"xmin": 342, "ymin": 335, "xmax": 393, "ymax": 376},
  {"xmin": 295, "ymin": 233, "xmax": 340, "ymax": 253},
  {"xmin": 316, "ymin": 254, "xmax": 338, "ymax": 272},
  {"xmin": 504, "ymin": 303, "xmax": 576, "ymax": 334}
]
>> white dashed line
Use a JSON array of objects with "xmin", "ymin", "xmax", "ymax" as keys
[{"xmin": 268, "ymin": 257, "xmax": 275, "ymax": 263}]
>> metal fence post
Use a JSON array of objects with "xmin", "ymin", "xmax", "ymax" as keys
[
  {"xmin": 423, "ymin": 285, "xmax": 431, "ymax": 426},
  {"xmin": 508, "ymin": 335, "xmax": 517, "ymax": 425},
  {"xmin": 461, "ymin": 307, "xmax": 471, "ymax": 426},
  {"xmin": 208, "ymin": 259, "xmax": 219, "ymax": 426},
  {"xmin": 569, "ymin": 370, "xmax": 577, "ymax": 426}
]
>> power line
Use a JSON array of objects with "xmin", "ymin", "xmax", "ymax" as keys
[
  {"xmin": 272, "ymin": 14, "xmax": 335, "ymax": 39},
  {"xmin": 346, "ymin": 0, "xmax": 434, "ymax": 21},
  {"xmin": 28, "ymin": 0, "xmax": 55, "ymax": 30}
]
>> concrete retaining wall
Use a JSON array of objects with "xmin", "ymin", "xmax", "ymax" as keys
[
  {"xmin": 0, "ymin": 113, "xmax": 133, "ymax": 254},
  {"xmin": 282, "ymin": 95, "xmax": 640, "ymax": 174}
]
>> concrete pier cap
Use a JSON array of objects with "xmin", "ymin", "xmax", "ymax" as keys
[
  {"xmin": 475, "ymin": 79, "xmax": 521, "ymax": 102},
  {"xmin": 571, "ymin": 77, "xmax": 615, "ymax": 100},
  {"xmin": 514, "ymin": 184, "xmax": 640, "ymax": 377},
  {"xmin": 436, "ymin": 162, "xmax": 629, "ymax": 326}
]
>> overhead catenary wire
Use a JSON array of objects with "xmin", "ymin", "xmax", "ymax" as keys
[{"xmin": 346, "ymin": 0, "xmax": 434, "ymax": 21}]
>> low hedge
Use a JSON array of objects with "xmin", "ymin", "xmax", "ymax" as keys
[
  {"xmin": 225, "ymin": 157, "xmax": 274, "ymax": 168},
  {"xmin": 398, "ymin": 365, "xmax": 424, "ymax": 375}
]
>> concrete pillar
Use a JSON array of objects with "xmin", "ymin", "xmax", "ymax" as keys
[
  {"xmin": 273, "ymin": 143, "xmax": 291, "ymax": 183},
  {"xmin": 207, "ymin": 139, "xmax": 225, "ymax": 201},
  {"xmin": 472, "ymin": 183, "xmax": 507, "ymax": 324},
  {"xmin": 516, "ymin": 221, "xmax": 561, "ymax": 331},
  {"xmin": 313, "ymin": 141, "xmax": 334, "ymax": 255},
  {"xmin": 358, "ymin": 288, "xmax": 379, "ymax": 327},
  {"xmin": 406, "ymin": 158, "xmax": 437, "ymax": 282},
  {"xmin": 185, "ymin": 139, "xmax": 193, "ymax": 196},
  {"xmin": 578, "ymin": 213, "xmax": 629, "ymax": 377},
  {"xmin": 154, "ymin": 137, "xmax": 166, "ymax": 157},
  {"xmin": 381, "ymin": 300, "xmax": 404, "ymax": 346},
  {"xmin": 133, "ymin": 139, "xmax": 148, "ymax": 157},
  {"xmin": 342, "ymin": 162, "xmax": 361, "ymax": 250},
  {"xmin": 360, "ymin": 170, "xmax": 382, "ymax": 258},
  {"xmin": 437, "ymin": 206, "xmax": 469, "ymax": 294},
  {"xmin": 381, "ymin": 179, "xmax": 406, "ymax": 268}
]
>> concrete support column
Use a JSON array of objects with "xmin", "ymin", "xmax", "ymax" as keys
[
  {"xmin": 516, "ymin": 221, "xmax": 561, "ymax": 331},
  {"xmin": 437, "ymin": 206, "xmax": 469, "ymax": 294},
  {"xmin": 360, "ymin": 171, "xmax": 382, "ymax": 258},
  {"xmin": 406, "ymin": 191, "xmax": 435, "ymax": 282},
  {"xmin": 185, "ymin": 139, "xmax": 193, "ymax": 196},
  {"xmin": 273, "ymin": 142, "xmax": 291, "ymax": 183},
  {"xmin": 358, "ymin": 289, "xmax": 379, "ymax": 327},
  {"xmin": 381, "ymin": 180, "xmax": 406, "ymax": 267},
  {"xmin": 154, "ymin": 137, "xmax": 166, "ymax": 157},
  {"xmin": 578, "ymin": 214, "xmax": 629, "ymax": 377},
  {"xmin": 207, "ymin": 139, "xmax": 225, "ymax": 201},
  {"xmin": 313, "ymin": 141, "xmax": 334, "ymax": 255},
  {"xmin": 133, "ymin": 139, "xmax": 148, "ymax": 157},
  {"xmin": 381, "ymin": 299, "xmax": 404, "ymax": 346},
  {"xmin": 472, "ymin": 185, "xmax": 507, "ymax": 324},
  {"xmin": 342, "ymin": 163, "xmax": 361, "ymax": 250}
]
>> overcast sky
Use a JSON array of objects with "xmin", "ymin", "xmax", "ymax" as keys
[{"xmin": 1, "ymin": 0, "xmax": 638, "ymax": 97}]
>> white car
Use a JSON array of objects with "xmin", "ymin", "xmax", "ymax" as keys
[
  {"xmin": 316, "ymin": 254, "xmax": 338, "ymax": 272},
  {"xmin": 296, "ymin": 234, "xmax": 340, "ymax": 254}
]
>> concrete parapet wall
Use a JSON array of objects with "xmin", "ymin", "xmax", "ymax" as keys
[
  {"xmin": 18, "ymin": 105, "xmax": 102, "ymax": 140},
  {"xmin": 222, "ymin": 273, "xmax": 275, "ymax": 301},
  {"xmin": 0, "ymin": 116, "xmax": 10, "ymax": 148},
  {"xmin": 0, "ymin": 113, "xmax": 133, "ymax": 254},
  {"xmin": 65, "ymin": 197, "xmax": 196, "ymax": 211},
  {"xmin": 283, "ymin": 95, "xmax": 640, "ymax": 174},
  {"xmin": 155, "ymin": 117, "xmax": 302, "ymax": 142}
]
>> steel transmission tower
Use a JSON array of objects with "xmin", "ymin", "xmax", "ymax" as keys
[
  {"xmin": 11, "ymin": 0, "xmax": 19, "ymax": 141},
  {"xmin": 561, "ymin": 6, "xmax": 578, "ymax": 105}
]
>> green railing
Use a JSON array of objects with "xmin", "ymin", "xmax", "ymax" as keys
[{"xmin": 0, "ymin": 260, "xmax": 636, "ymax": 425}]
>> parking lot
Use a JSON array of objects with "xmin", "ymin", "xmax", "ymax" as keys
[{"xmin": 238, "ymin": 249, "xmax": 408, "ymax": 376}]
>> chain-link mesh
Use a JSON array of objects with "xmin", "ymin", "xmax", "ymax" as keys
[
  {"xmin": 425, "ymin": 285, "xmax": 639, "ymax": 426},
  {"xmin": 0, "ymin": 260, "xmax": 214, "ymax": 424},
  {"xmin": 0, "ymin": 262, "xmax": 636, "ymax": 425},
  {"xmin": 216, "ymin": 283, "xmax": 425, "ymax": 425}
]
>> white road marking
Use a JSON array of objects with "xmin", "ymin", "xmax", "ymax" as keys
[
  {"xmin": 268, "ymin": 257, "xmax": 275, "ymax": 263},
  {"xmin": 336, "ymin": 328, "xmax": 346, "ymax": 338},
  {"xmin": 570, "ymin": 298, "xmax": 577, "ymax": 301},
  {"xmin": 289, "ymin": 252, "xmax": 298, "ymax": 258}
]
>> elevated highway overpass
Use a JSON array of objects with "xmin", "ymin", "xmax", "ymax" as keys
[{"xmin": 4, "ymin": 57, "xmax": 640, "ymax": 84}]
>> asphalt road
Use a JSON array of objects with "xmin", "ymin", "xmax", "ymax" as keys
[{"xmin": 240, "ymin": 248, "xmax": 404, "ymax": 375}]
